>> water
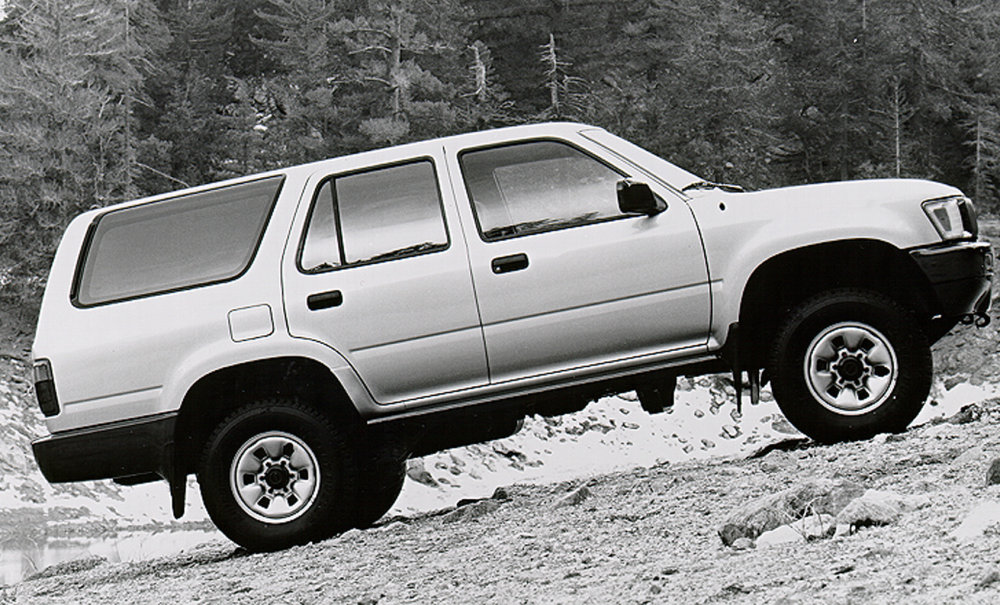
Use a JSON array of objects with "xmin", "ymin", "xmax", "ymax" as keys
[{"xmin": 0, "ymin": 528, "xmax": 223, "ymax": 586}]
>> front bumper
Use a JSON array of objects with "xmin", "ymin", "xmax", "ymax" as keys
[
  {"xmin": 32, "ymin": 412, "xmax": 176, "ymax": 483},
  {"xmin": 910, "ymin": 240, "xmax": 993, "ymax": 319}
]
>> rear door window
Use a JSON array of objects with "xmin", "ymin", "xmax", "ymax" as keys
[
  {"xmin": 298, "ymin": 160, "xmax": 448, "ymax": 273},
  {"xmin": 74, "ymin": 176, "xmax": 283, "ymax": 306}
]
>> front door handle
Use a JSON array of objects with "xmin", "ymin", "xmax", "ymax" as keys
[
  {"xmin": 491, "ymin": 253, "xmax": 529, "ymax": 274},
  {"xmin": 307, "ymin": 290, "xmax": 343, "ymax": 310}
]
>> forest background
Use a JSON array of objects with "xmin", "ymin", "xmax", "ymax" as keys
[{"xmin": 0, "ymin": 0, "xmax": 998, "ymax": 306}]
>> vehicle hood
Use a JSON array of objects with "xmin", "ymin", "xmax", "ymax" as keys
[{"xmin": 724, "ymin": 178, "xmax": 963, "ymax": 206}]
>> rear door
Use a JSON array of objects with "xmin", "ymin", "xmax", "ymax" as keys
[
  {"xmin": 282, "ymin": 146, "xmax": 488, "ymax": 404},
  {"xmin": 446, "ymin": 135, "xmax": 711, "ymax": 384}
]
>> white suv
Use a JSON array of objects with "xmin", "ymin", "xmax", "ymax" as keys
[{"xmin": 30, "ymin": 123, "xmax": 992, "ymax": 550}]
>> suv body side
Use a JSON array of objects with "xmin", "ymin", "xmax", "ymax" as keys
[{"xmin": 29, "ymin": 123, "xmax": 992, "ymax": 534}]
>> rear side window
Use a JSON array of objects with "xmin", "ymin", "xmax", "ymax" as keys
[
  {"xmin": 74, "ymin": 176, "xmax": 283, "ymax": 306},
  {"xmin": 299, "ymin": 160, "xmax": 448, "ymax": 273}
]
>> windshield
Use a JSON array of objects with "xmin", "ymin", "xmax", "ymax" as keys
[{"xmin": 579, "ymin": 129, "xmax": 701, "ymax": 192}]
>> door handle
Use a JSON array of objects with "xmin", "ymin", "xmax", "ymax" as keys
[
  {"xmin": 307, "ymin": 290, "xmax": 343, "ymax": 310},
  {"xmin": 491, "ymin": 253, "xmax": 529, "ymax": 274}
]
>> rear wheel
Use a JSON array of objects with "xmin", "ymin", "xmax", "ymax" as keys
[
  {"xmin": 767, "ymin": 289, "xmax": 931, "ymax": 443},
  {"xmin": 197, "ymin": 398, "xmax": 358, "ymax": 551}
]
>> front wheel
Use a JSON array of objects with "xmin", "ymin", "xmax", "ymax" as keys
[
  {"xmin": 767, "ymin": 289, "xmax": 932, "ymax": 443},
  {"xmin": 197, "ymin": 398, "xmax": 358, "ymax": 551}
]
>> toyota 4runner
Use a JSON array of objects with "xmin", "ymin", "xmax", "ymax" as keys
[{"xmin": 29, "ymin": 123, "xmax": 993, "ymax": 551}]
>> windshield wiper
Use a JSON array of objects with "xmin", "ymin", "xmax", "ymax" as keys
[{"xmin": 681, "ymin": 180, "xmax": 745, "ymax": 193}]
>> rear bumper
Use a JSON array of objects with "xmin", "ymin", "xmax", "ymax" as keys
[
  {"xmin": 910, "ymin": 240, "xmax": 993, "ymax": 319},
  {"xmin": 32, "ymin": 412, "xmax": 176, "ymax": 483}
]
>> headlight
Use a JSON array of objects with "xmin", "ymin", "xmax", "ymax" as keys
[{"xmin": 922, "ymin": 196, "xmax": 976, "ymax": 240}]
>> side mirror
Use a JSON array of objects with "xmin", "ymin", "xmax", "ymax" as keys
[{"xmin": 617, "ymin": 179, "xmax": 666, "ymax": 215}]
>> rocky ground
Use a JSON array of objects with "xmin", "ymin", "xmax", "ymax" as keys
[
  {"xmin": 3, "ymin": 400, "xmax": 1000, "ymax": 604},
  {"xmin": 0, "ymin": 221, "xmax": 995, "ymax": 602}
]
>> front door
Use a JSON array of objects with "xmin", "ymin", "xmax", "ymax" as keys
[
  {"xmin": 283, "ymin": 150, "xmax": 488, "ymax": 404},
  {"xmin": 448, "ymin": 138, "xmax": 711, "ymax": 384}
]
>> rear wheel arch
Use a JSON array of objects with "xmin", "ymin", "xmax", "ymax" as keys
[{"xmin": 174, "ymin": 356, "xmax": 362, "ymax": 479}]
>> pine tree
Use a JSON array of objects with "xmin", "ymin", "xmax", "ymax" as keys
[
  {"xmin": 0, "ymin": 0, "xmax": 157, "ymax": 301},
  {"xmin": 624, "ymin": 0, "xmax": 779, "ymax": 187},
  {"xmin": 537, "ymin": 32, "xmax": 587, "ymax": 119},
  {"xmin": 457, "ymin": 40, "xmax": 515, "ymax": 129},
  {"xmin": 330, "ymin": 0, "xmax": 467, "ymax": 146}
]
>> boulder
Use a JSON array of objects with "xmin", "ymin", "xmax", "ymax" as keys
[
  {"xmin": 441, "ymin": 499, "xmax": 501, "ymax": 524},
  {"xmin": 557, "ymin": 486, "xmax": 592, "ymax": 508},
  {"xmin": 719, "ymin": 479, "xmax": 864, "ymax": 546},
  {"xmin": 756, "ymin": 514, "xmax": 835, "ymax": 547},
  {"xmin": 835, "ymin": 491, "xmax": 901, "ymax": 532}
]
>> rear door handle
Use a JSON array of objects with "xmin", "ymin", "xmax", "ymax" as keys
[
  {"xmin": 307, "ymin": 290, "xmax": 343, "ymax": 310},
  {"xmin": 491, "ymin": 253, "xmax": 529, "ymax": 274}
]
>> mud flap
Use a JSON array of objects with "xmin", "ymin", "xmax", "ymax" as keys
[
  {"xmin": 163, "ymin": 442, "xmax": 186, "ymax": 519},
  {"xmin": 637, "ymin": 374, "xmax": 677, "ymax": 414}
]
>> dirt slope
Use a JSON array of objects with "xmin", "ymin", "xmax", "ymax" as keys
[{"xmin": 4, "ymin": 400, "xmax": 1000, "ymax": 604}]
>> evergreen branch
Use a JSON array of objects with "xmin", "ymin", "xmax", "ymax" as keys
[
  {"xmin": 348, "ymin": 45, "xmax": 392, "ymax": 56},
  {"xmin": 134, "ymin": 162, "xmax": 189, "ymax": 188}
]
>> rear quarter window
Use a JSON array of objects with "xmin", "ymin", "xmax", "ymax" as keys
[{"xmin": 73, "ymin": 176, "xmax": 284, "ymax": 306}]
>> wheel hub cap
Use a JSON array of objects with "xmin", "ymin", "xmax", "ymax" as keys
[
  {"xmin": 230, "ymin": 431, "xmax": 320, "ymax": 524},
  {"xmin": 804, "ymin": 322, "xmax": 899, "ymax": 415}
]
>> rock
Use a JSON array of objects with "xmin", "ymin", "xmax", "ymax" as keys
[
  {"xmin": 987, "ymin": 458, "xmax": 1000, "ymax": 486},
  {"xmin": 718, "ymin": 479, "xmax": 864, "ymax": 546},
  {"xmin": 952, "ymin": 501, "xmax": 1000, "ymax": 542},
  {"xmin": 730, "ymin": 537, "xmax": 755, "ymax": 550},
  {"xmin": 835, "ymin": 491, "xmax": 901, "ymax": 532},
  {"xmin": 746, "ymin": 438, "xmax": 811, "ymax": 460},
  {"xmin": 977, "ymin": 570, "xmax": 1000, "ymax": 589},
  {"xmin": 756, "ymin": 514, "xmax": 834, "ymax": 547},
  {"xmin": 952, "ymin": 446, "xmax": 986, "ymax": 467},
  {"xmin": 721, "ymin": 425, "xmax": 741, "ymax": 439},
  {"xmin": 558, "ymin": 486, "xmax": 592, "ymax": 507},
  {"xmin": 405, "ymin": 459, "xmax": 438, "ymax": 487},
  {"xmin": 771, "ymin": 417, "xmax": 800, "ymax": 435},
  {"xmin": 441, "ymin": 499, "xmax": 501, "ymax": 524},
  {"xmin": 948, "ymin": 403, "xmax": 982, "ymax": 425},
  {"xmin": 755, "ymin": 525, "xmax": 804, "ymax": 547},
  {"xmin": 492, "ymin": 486, "xmax": 511, "ymax": 501},
  {"xmin": 944, "ymin": 376, "xmax": 964, "ymax": 391}
]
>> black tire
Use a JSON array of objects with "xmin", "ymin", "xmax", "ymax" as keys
[
  {"xmin": 197, "ymin": 398, "xmax": 358, "ymax": 552},
  {"xmin": 767, "ymin": 289, "xmax": 932, "ymax": 443},
  {"xmin": 352, "ymin": 454, "xmax": 406, "ymax": 528}
]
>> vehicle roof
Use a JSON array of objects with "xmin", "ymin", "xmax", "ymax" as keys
[{"xmin": 76, "ymin": 122, "xmax": 602, "ymax": 220}]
